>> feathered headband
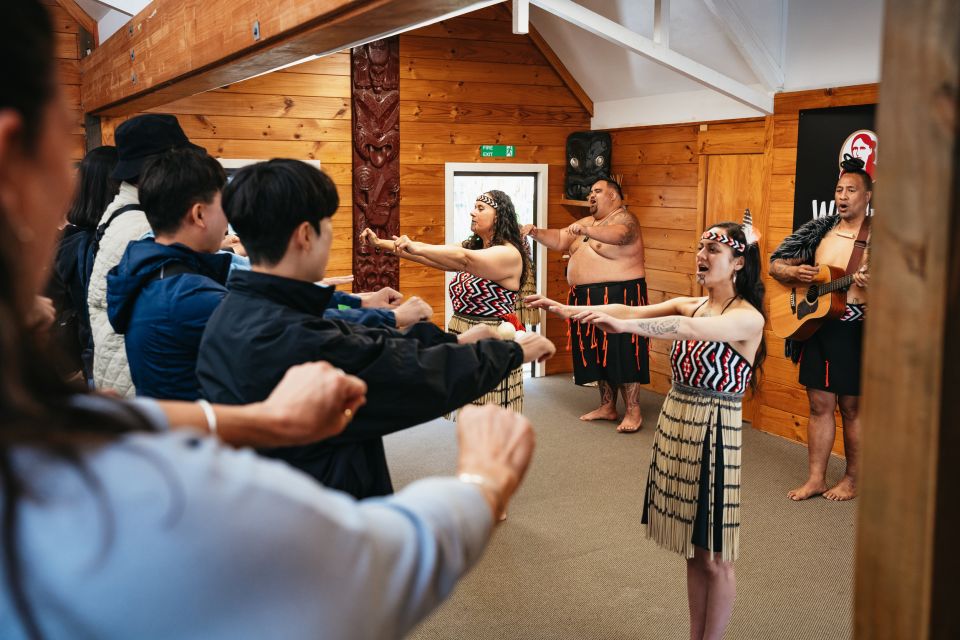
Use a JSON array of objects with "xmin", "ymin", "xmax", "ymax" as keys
[{"xmin": 700, "ymin": 209, "xmax": 760, "ymax": 252}]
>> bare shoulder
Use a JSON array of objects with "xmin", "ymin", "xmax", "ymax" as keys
[
  {"xmin": 609, "ymin": 209, "xmax": 640, "ymax": 226},
  {"xmin": 577, "ymin": 214, "xmax": 597, "ymax": 226},
  {"xmin": 676, "ymin": 296, "xmax": 707, "ymax": 317},
  {"xmin": 728, "ymin": 300, "xmax": 765, "ymax": 328}
]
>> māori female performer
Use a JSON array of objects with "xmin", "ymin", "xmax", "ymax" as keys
[
  {"xmin": 527, "ymin": 216, "xmax": 765, "ymax": 640},
  {"xmin": 360, "ymin": 190, "xmax": 537, "ymax": 413}
]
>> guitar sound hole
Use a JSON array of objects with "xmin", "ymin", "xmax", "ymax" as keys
[{"xmin": 805, "ymin": 286, "xmax": 819, "ymax": 304}]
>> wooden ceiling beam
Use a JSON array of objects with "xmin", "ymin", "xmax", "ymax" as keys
[
  {"xmin": 56, "ymin": 0, "xmax": 99, "ymax": 46},
  {"xmin": 80, "ymin": 0, "xmax": 498, "ymax": 116}
]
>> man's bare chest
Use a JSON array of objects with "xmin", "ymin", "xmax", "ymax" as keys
[{"xmin": 815, "ymin": 234, "xmax": 855, "ymax": 269}]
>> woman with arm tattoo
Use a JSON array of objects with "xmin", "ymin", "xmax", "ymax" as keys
[{"xmin": 542, "ymin": 219, "xmax": 766, "ymax": 640}]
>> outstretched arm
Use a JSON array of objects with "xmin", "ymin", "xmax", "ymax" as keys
[
  {"xmin": 572, "ymin": 307, "xmax": 764, "ymax": 343},
  {"xmin": 524, "ymin": 294, "xmax": 695, "ymax": 320},
  {"xmin": 360, "ymin": 229, "xmax": 450, "ymax": 270},
  {"xmin": 520, "ymin": 223, "xmax": 579, "ymax": 252},
  {"xmin": 392, "ymin": 235, "xmax": 522, "ymax": 284}
]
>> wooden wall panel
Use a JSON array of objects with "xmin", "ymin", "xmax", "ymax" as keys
[
  {"xmin": 100, "ymin": 52, "xmax": 356, "ymax": 283},
  {"xmin": 48, "ymin": 3, "xmax": 85, "ymax": 160},
  {"xmin": 397, "ymin": 11, "xmax": 590, "ymax": 370}
]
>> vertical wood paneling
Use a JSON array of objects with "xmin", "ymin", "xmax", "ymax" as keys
[{"xmin": 398, "ymin": 13, "xmax": 591, "ymax": 373}]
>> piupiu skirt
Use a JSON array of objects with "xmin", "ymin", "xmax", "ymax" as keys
[
  {"xmin": 567, "ymin": 278, "xmax": 650, "ymax": 387},
  {"xmin": 446, "ymin": 312, "xmax": 524, "ymax": 415},
  {"xmin": 642, "ymin": 383, "xmax": 743, "ymax": 562}
]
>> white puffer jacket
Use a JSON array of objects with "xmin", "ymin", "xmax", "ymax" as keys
[{"xmin": 89, "ymin": 182, "xmax": 151, "ymax": 397}]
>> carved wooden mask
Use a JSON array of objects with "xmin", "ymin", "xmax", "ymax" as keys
[{"xmin": 564, "ymin": 131, "xmax": 612, "ymax": 201}]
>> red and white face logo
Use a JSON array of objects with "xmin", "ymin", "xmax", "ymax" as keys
[{"xmin": 839, "ymin": 129, "xmax": 878, "ymax": 179}]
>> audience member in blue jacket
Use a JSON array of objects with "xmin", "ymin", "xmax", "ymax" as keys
[{"xmin": 107, "ymin": 148, "xmax": 231, "ymax": 401}]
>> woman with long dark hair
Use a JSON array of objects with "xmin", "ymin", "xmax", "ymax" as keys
[
  {"xmin": 0, "ymin": 3, "xmax": 535, "ymax": 638},
  {"xmin": 361, "ymin": 189, "xmax": 537, "ymax": 413},
  {"xmin": 45, "ymin": 145, "xmax": 120, "ymax": 380},
  {"xmin": 528, "ymin": 218, "xmax": 765, "ymax": 640}
]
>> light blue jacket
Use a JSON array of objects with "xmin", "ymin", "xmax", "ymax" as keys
[{"xmin": 1, "ymin": 397, "xmax": 492, "ymax": 639}]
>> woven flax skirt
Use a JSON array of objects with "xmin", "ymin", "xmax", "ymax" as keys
[
  {"xmin": 642, "ymin": 383, "xmax": 743, "ymax": 562},
  {"xmin": 446, "ymin": 313, "xmax": 524, "ymax": 416}
]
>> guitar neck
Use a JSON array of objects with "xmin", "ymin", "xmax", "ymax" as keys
[{"xmin": 820, "ymin": 273, "xmax": 855, "ymax": 294}]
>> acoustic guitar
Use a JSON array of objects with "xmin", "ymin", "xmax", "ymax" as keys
[{"xmin": 769, "ymin": 265, "xmax": 860, "ymax": 340}]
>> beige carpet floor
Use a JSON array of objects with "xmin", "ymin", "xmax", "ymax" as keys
[{"xmin": 384, "ymin": 375, "xmax": 856, "ymax": 640}]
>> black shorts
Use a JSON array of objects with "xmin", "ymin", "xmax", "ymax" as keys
[
  {"xmin": 568, "ymin": 278, "xmax": 651, "ymax": 387},
  {"xmin": 799, "ymin": 304, "xmax": 865, "ymax": 397}
]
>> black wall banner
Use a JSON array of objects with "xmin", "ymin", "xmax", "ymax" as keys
[{"xmin": 792, "ymin": 104, "xmax": 877, "ymax": 230}]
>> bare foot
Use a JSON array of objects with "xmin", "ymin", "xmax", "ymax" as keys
[
  {"xmin": 616, "ymin": 413, "xmax": 642, "ymax": 433},
  {"xmin": 824, "ymin": 476, "xmax": 857, "ymax": 501},
  {"xmin": 787, "ymin": 479, "xmax": 828, "ymax": 501},
  {"xmin": 580, "ymin": 406, "xmax": 618, "ymax": 421}
]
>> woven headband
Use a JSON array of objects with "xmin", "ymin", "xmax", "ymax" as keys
[
  {"xmin": 476, "ymin": 193, "xmax": 498, "ymax": 209},
  {"xmin": 701, "ymin": 231, "xmax": 745, "ymax": 252}
]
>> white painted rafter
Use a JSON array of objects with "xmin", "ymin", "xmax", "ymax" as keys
[
  {"xmin": 528, "ymin": 0, "xmax": 772, "ymax": 113},
  {"xmin": 513, "ymin": 0, "xmax": 530, "ymax": 34},
  {"xmin": 653, "ymin": 0, "xmax": 669, "ymax": 47},
  {"xmin": 702, "ymin": 0, "xmax": 785, "ymax": 90}
]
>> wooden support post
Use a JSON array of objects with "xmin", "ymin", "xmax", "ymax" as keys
[
  {"xmin": 854, "ymin": 0, "xmax": 959, "ymax": 638},
  {"xmin": 80, "ymin": 0, "xmax": 497, "ymax": 116}
]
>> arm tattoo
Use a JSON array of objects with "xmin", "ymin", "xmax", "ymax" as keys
[
  {"xmin": 769, "ymin": 259, "xmax": 798, "ymax": 283},
  {"xmin": 634, "ymin": 318, "xmax": 681, "ymax": 336},
  {"xmin": 611, "ymin": 211, "xmax": 639, "ymax": 245}
]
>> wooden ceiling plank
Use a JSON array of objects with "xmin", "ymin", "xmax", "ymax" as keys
[{"xmin": 80, "ymin": 0, "xmax": 498, "ymax": 116}]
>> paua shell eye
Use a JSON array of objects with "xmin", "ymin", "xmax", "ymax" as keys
[
  {"xmin": 594, "ymin": 155, "xmax": 604, "ymax": 167},
  {"xmin": 569, "ymin": 157, "xmax": 580, "ymax": 169}
]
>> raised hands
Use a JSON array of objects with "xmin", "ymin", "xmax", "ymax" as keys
[
  {"xmin": 456, "ymin": 323, "xmax": 500, "ymax": 344},
  {"xmin": 258, "ymin": 361, "xmax": 367, "ymax": 446},
  {"xmin": 320, "ymin": 275, "xmax": 355, "ymax": 287},
  {"xmin": 523, "ymin": 294, "xmax": 575, "ymax": 319},
  {"xmin": 359, "ymin": 228, "xmax": 387, "ymax": 251},
  {"xmin": 569, "ymin": 309, "xmax": 629, "ymax": 334},
  {"xmin": 517, "ymin": 332, "xmax": 556, "ymax": 363},
  {"xmin": 392, "ymin": 296, "xmax": 433, "ymax": 327},
  {"xmin": 357, "ymin": 286, "xmax": 404, "ymax": 309},
  {"xmin": 456, "ymin": 404, "xmax": 535, "ymax": 520}
]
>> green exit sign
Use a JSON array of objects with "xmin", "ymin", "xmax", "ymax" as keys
[{"xmin": 480, "ymin": 145, "xmax": 515, "ymax": 158}]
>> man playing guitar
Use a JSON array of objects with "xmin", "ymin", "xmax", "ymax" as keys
[{"xmin": 769, "ymin": 156, "xmax": 871, "ymax": 502}]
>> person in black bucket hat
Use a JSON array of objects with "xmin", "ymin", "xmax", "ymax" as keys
[
  {"xmin": 112, "ymin": 114, "xmax": 205, "ymax": 183},
  {"xmin": 88, "ymin": 114, "xmax": 206, "ymax": 398}
]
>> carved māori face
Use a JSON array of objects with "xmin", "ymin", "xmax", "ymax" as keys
[{"xmin": 564, "ymin": 131, "xmax": 612, "ymax": 201}]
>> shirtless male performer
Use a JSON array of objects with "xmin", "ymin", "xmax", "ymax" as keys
[
  {"xmin": 521, "ymin": 178, "xmax": 649, "ymax": 432},
  {"xmin": 769, "ymin": 157, "xmax": 872, "ymax": 501}
]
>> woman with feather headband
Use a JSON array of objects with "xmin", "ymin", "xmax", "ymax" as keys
[{"xmin": 527, "ymin": 214, "xmax": 766, "ymax": 640}]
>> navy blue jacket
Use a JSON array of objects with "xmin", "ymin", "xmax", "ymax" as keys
[
  {"xmin": 107, "ymin": 239, "xmax": 232, "ymax": 401},
  {"xmin": 197, "ymin": 270, "xmax": 523, "ymax": 498}
]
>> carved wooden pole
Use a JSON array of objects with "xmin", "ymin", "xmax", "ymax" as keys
[{"xmin": 351, "ymin": 37, "xmax": 400, "ymax": 292}]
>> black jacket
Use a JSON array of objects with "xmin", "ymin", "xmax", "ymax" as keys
[
  {"xmin": 46, "ymin": 225, "xmax": 92, "ymax": 379},
  {"xmin": 196, "ymin": 270, "xmax": 523, "ymax": 498}
]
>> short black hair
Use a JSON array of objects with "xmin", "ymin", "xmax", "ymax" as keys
[
  {"xmin": 222, "ymin": 159, "xmax": 340, "ymax": 265},
  {"xmin": 138, "ymin": 147, "xmax": 225, "ymax": 236},
  {"xmin": 593, "ymin": 177, "xmax": 624, "ymax": 200}
]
